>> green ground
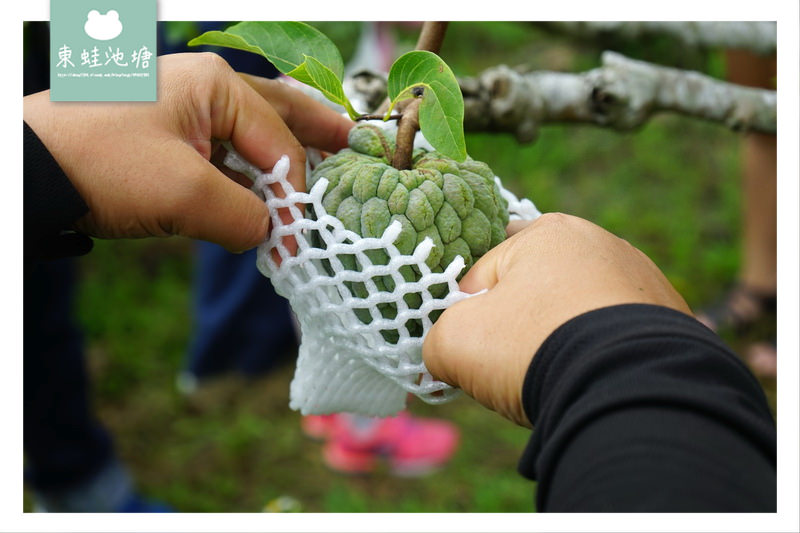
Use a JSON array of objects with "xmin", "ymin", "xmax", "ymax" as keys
[{"xmin": 24, "ymin": 22, "xmax": 775, "ymax": 512}]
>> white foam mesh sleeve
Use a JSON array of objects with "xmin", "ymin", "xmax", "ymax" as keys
[{"xmin": 222, "ymin": 145, "xmax": 540, "ymax": 417}]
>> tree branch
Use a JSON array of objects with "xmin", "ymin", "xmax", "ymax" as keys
[
  {"xmin": 308, "ymin": 52, "xmax": 776, "ymax": 143},
  {"xmin": 460, "ymin": 51, "xmax": 776, "ymax": 142},
  {"xmin": 536, "ymin": 21, "xmax": 776, "ymax": 55}
]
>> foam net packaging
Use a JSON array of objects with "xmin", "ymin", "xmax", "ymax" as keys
[{"xmin": 223, "ymin": 129, "xmax": 540, "ymax": 417}]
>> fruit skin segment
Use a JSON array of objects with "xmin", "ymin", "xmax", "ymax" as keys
[{"xmin": 307, "ymin": 123, "xmax": 509, "ymax": 342}]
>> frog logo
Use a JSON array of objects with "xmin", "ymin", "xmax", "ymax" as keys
[{"xmin": 84, "ymin": 10, "xmax": 123, "ymax": 41}]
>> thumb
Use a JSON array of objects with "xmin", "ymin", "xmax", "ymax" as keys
[
  {"xmin": 459, "ymin": 216, "xmax": 543, "ymax": 294},
  {"xmin": 169, "ymin": 148, "xmax": 270, "ymax": 252},
  {"xmin": 457, "ymin": 243, "xmax": 505, "ymax": 294}
]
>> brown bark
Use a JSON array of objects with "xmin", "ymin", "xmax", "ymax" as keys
[
  {"xmin": 391, "ymin": 99, "xmax": 421, "ymax": 170},
  {"xmin": 415, "ymin": 21, "xmax": 449, "ymax": 55}
]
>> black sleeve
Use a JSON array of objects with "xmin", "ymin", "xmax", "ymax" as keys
[
  {"xmin": 518, "ymin": 304, "xmax": 776, "ymax": 512},
  {"xmin": 24, "ymin": 122, "xmax": 93, "ymax": 262}
]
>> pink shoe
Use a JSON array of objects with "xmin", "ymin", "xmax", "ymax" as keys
[
  {"xmin": 322, "ymin": 411, "xmax": 459, "ymax": 477},
  {"xmin": 301, "ymin": 414, "xmax": 338, "ymax": 441}
]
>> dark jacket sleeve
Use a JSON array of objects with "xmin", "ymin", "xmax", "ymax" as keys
[
  {"xmin": 518, "ymin": 304, "xmax": 776, "ymax": 512},
  {"xmin": 24, "ymin": 122, "xmax": 93, "ymax": 262}
]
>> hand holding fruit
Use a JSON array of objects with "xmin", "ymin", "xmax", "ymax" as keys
[
  {"xmin": 422, "ymin": 213, "xmax": 693, "ymax": 427},
  {"xmin": 23, "ymin": 52, "xmax": 353, "ymax": 252}
]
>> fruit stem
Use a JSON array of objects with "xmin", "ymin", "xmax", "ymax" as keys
[
  {"xmin": 389, "ymin": 22, "xmax": 449, "ymax": 170},
  {"xmin": 415, "ymin": 21, "xmax": 449, "ymax": 56},
  {"xmin": 391, "ymin": 98, "xmax": 421, "ymax": 170}
]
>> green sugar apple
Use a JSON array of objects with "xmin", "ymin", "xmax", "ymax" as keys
[{"xmin": 307, "ymin": 123, "xmax": 509, "ymax": 342}]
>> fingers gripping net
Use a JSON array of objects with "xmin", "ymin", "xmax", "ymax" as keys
[{"xmin": 223, "ymin": 147, "xmax": 540, "ymax": 417}]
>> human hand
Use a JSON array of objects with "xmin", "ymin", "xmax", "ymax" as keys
[
  {"xmin": 423, "ymin": 213, "xmax": 692, "ymax": 427},
  {"xmin": 23, "ymin": 52, "xmax": 353, "ymax": 252}
]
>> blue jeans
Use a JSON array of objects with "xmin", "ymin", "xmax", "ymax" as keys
[
  {"xmin": 24, "ymin": 258, "xmax": 114, "ymax": 492},
  {"xmin": 184, "ymin": 242, "xmax": 296, "ymax": 379}
]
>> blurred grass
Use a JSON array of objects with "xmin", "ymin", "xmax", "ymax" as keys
[{"xmin": 25, "ymin": 21, "xmax": 776, "ymax": 512}]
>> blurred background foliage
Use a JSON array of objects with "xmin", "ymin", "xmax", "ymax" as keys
[{"xmin": 26, "ymin": 21, "xmax": 774, "ymax": 512}]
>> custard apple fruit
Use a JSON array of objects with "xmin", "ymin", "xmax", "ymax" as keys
[{"xmin": 307, "ymin": 123, "xmax": 509, "ymax": 342}]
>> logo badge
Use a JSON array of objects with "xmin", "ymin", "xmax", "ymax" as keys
[
  {"xmin": 50, "ymin": 1, "xmax": 157, "ymax": 101},
  {"xmin": 84, "ymin": 10, "xmax": 124, "ymax": 41}
]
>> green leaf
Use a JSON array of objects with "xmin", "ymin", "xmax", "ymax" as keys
[
  {"xmin": 298, "ymin": 55, "xmax": 358, "ymax": 118},
  {"xmin": 188, "ymin": 21, "xmax": 357, "ymax": 118},
  {"xmin": 387, "ymin": 51, "xmax": 466, "ymax": 161},
  {"xmin": 188, "ymin": 30, "xmax": 265, "ymax": 58}
]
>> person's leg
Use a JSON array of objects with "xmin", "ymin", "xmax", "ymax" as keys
[
  {"xmin": 727, "ymin": 49, "xmax": 777, "ymax": 300},
  {"xmin": 697, "ymin": 50, "xmax": 777, "ymax": 378},
  {"xmin": 24, "ymin": 259, "xmax": 133, "ymax": 511},
  {"xmin": 181, "ymin": 242, "xmax": 297, "ymax": 388},
  {"xmin": 739, "ymin": 132, "xmax": 777, "ymax": 295},
  {"xmin": 698, "ymin": 51, "xmax": 777, "ymax": 336}
]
